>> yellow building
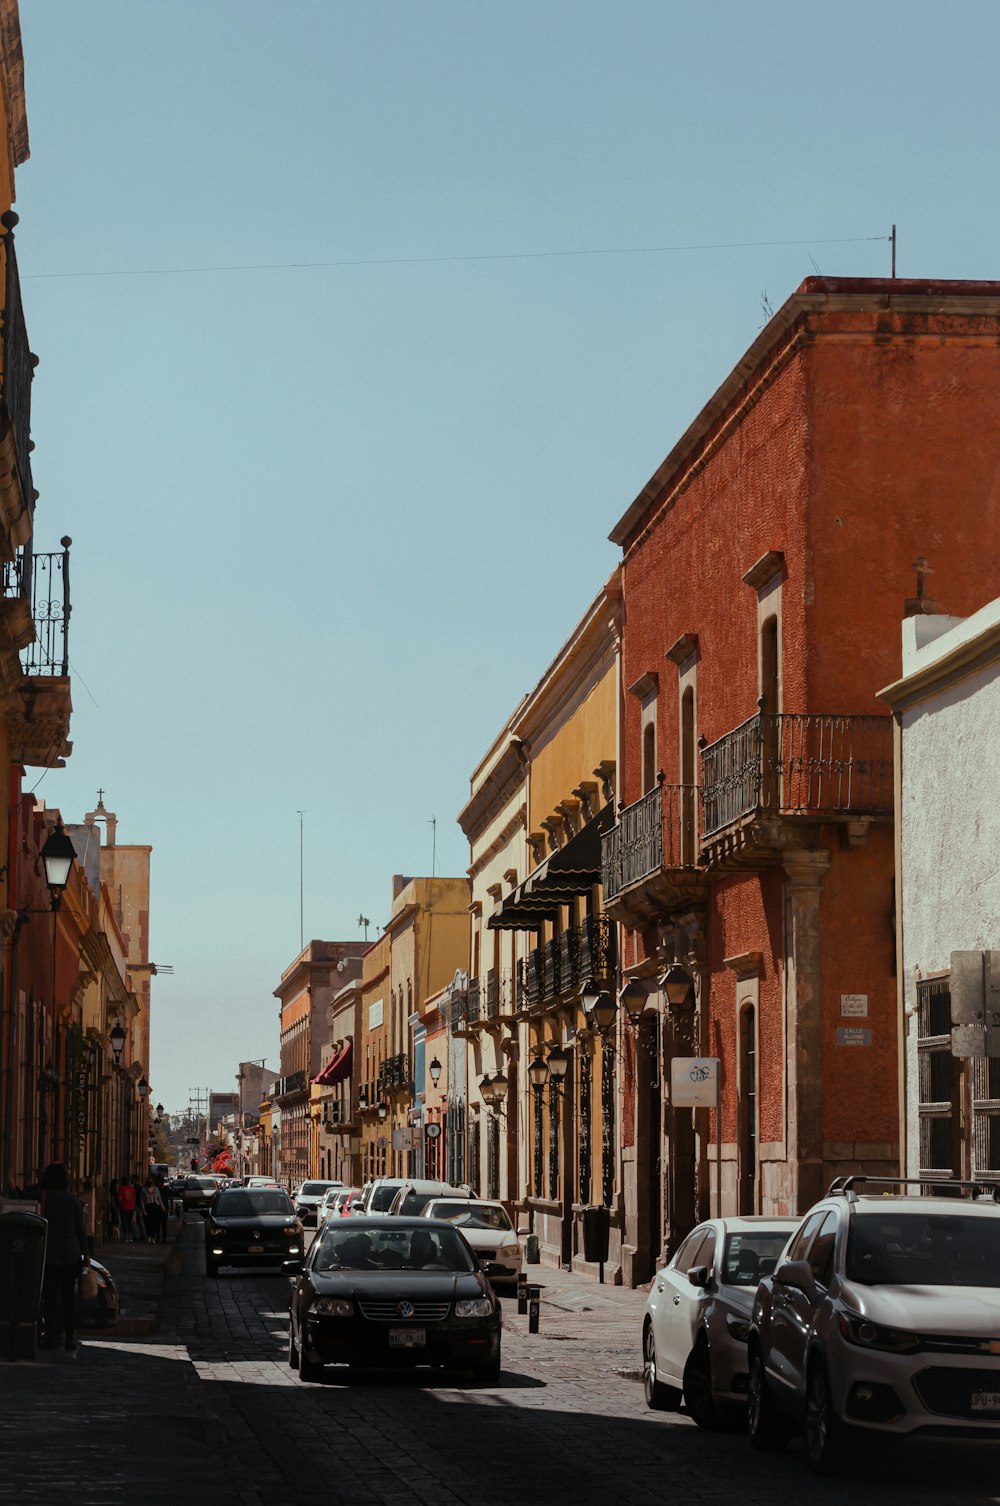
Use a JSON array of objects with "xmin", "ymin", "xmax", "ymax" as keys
[{"xmin": 457, "ymin": 572, "xmax": 623, "ymax": 1275}]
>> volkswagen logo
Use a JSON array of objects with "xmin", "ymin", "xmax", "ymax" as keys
[{"xmin": 397, "ymin": 1300, "xmax": 415, "ymax": 1318}]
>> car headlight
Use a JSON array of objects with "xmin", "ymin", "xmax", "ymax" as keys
[
  {"xmin": 454, "ymin": 1297, "xmax": 494, "ymax": 1318},
  {"xmin": 309, "ymin": 1297, "xmax": 354, "ymax": 1317},
  {"xmin": 284, "ymin": 1226, "xmax": 299, "ymax": 1236},
  {"xmin": 725, "ymin": 1313, "xmax": 751, "ymax": 1342},
  {"xmin": 498, "ymin": 1243, "xmax": 521, "ymax": 1260},
  {"xmin": 837, "ymin": 1312, "xmax": 919, "ymax": 1354}
]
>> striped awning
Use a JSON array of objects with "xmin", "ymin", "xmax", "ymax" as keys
[{"xmin": 488, "ymin": 802, "xmax": 614, "ymax": 931}]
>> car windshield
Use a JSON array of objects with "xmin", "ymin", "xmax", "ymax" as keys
[
  {"xmin": 721, "ymin": 1231, "xmax": 791, "ymax": 1285},
  {"xmin": 369, "ymin": 1185, "xmax": 401, "ymax": 1211},
  {"xmin": 300, "ymin": 1183, "xmax": 332, "ymax": 1197},
  {"xmin": 215, "ymin": 1190, "xmax": 292, "ymax": 1218},
  {"xmin": 313, "ymin": 1225, "xmax": 477, "ymax": 1273},
  {"xmin": 432, "ymin": 1203, "xmax": 512, "ymax": 1232},
  {"xmin": 846, "ymin": 1211, "xmax": 1000, "ymax": 1287}
]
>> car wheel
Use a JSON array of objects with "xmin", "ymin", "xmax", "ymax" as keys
[
  {"xmin": 683, "ymin": 1334, "xmax": 724, "ymax": 1429},
  {"xmin": 747, "ymin": 1345, "xmax": 789, "ymax": 1451},
  {"xmin": 804, "ymin": 1359, "xmax": 846, "ymax": 1474},
  {"xmin": 473, "ymin": 1348, "xmax": 501, "ymax": 1383},
  {"xmin": 643, "ymin": 1322, "xmax": 682, "ymax": 1412}
]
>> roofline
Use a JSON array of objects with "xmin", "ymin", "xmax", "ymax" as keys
[{"xmin": 610, "ymin": 277, "xmax": 1000, "ymax": 552}]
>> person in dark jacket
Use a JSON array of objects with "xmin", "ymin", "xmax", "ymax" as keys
[{"xmin": 39, "ymin": 1163, "xmax": 89, "ymax": 1354}]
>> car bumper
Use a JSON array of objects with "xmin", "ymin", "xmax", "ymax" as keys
[
  {"xmin": 827, "ymin": 1344, "xmax": 1000, "ymax": 1437},
  {"xmin": 304, "ymin": 1316, "xmax": 500, "ymax": 1368},
  {"xmin": 482, "ymin": 1260, "xmax": 521, "ymax": 1286}
]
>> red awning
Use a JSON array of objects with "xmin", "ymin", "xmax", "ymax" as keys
[{"xmin": 314, "ymin": 1041, "xmax": 352, "ymax": 1086}]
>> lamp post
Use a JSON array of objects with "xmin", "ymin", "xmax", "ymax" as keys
[
  {"xmin": 428, "ymin": 1056, "xmax": 442, "ymax": 1088},
  {"xmin": 40, "ymin": 819, "xmax": 77, "ymax": 911},
  {"xmin": 109, "ymin": 1022, "xmax": 126, "ymax": 1063}
]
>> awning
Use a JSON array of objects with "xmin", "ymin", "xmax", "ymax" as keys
[
  {"xmin": 314, "ymin": 1041, "xmax": 352, "ymax": 1086},
  {"xmin": 488, "ymin": 801, "xmax": 614, "ymax": 931}
]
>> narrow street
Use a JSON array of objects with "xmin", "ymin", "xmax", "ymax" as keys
[{"xmin": 1, "ymin": 1219, "xmax": 999, "ymax": 1506}]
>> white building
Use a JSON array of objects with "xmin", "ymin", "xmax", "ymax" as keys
[{"xmin": 880, "ymin": 602, "xmax": 1000, "ymax": 1187}]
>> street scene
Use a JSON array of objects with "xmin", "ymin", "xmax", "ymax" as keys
[{"xmin": 2, "ymin": 2, "xmax": 1000, "ymax": 1502}]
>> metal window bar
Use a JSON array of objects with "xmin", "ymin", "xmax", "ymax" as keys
[
  {"xmin": 484, "ymin": 969, "xmax": 497, "ymax": 1021},
  {"xmin": 578, "ymin": 1051, "xmax": 592, "ymax": 1205},
  {"xmin": 577, "ymin": 914, "xmax": 616, "ymax": 982},
  {"xmin": 916, "ymin": 977, "xmax": 960, "ymax": 1179},
  {"xmin": 559, "ymin": 927, "xmax": 578, "ymax": 994},
  {"xmin": 971, "ymin": 1056, "xmax": 1000, "ymax": 1180},
  {"xmin": 532, "ymin": 1085, "xmax": 543, "ymax": 1197},
  {"xmin": 1, "ymin": 543, "xmax": 71, "ymax": 677},
  {"xmin": 525, "ymin": 951, "xmax": 543, "ymax": 1007},
  {"xmin": 601, "ymin": 1047, "xmax": 615, "ymax": 1207},
  {"xmin": 548, "ymin": 1082, "xmax": 560, "ymax": 1200},
  {"xmin": 543, "ymin": 938, "xmax": 562, "ymax": 1000}
]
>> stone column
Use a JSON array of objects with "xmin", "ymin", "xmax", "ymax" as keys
[{"xmin": 783, "ymin": 847, "xmax": 831, "ymax": 1214}]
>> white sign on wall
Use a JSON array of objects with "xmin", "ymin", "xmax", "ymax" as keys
[
  {"xmin": 670, "ymin": 1057, "xmax": 721, "ymax": 1108},
  {"xmin": 841, "ymin": 994, "xmax": 869, "ymax": 1017},
  {"xmin": 368, "ymin": 998, "xmax": 384, "ymax": 1030}
]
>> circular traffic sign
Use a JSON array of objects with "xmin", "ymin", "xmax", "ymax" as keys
[{"xmin": 425, "ymin": 1123, "xmax": 442, "ymax": 1140}]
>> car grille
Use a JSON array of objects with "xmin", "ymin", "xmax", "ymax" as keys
[
  {"xmin": 914, "ymin": 1366, "xmax": 1000, "ymax": 1418},
  {"xmin": 478, "ymin": 1250, "xmax": 497, "ymax": 1261},
  {"xmin": 921, "ymin": 1334, "xmax": 1000, "ymax": 1355},
  {"xmin": 357, "ymin": 1301, "xmax": 450, "ymax": 1323}
]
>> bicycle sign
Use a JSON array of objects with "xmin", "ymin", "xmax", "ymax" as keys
[{"xmin": 670, "ymin": 1057, "xmax": 720, "ymax": 1108}]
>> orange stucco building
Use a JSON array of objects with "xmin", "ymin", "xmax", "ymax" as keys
[{"xmin": 603, "ymin": 277, "xmax": 1000, "ymax": 1278}]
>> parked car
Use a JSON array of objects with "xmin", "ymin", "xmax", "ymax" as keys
[
  {"xmin": 204, "ymin": 1186, "xmax": 305, "ymax": 1277},
  {"xmin": 641, "ymin": 1215, "xmax": 798, "ymax": 1425},
  {"xmin": 76, "ymin": 1258, "xmax": 120, "ymax": 1328},
  {"xmin": 358, "ymin": 1178, "xmax": 409, "ymax": 1216},
  {"xmin": 292, "ymin": 1180, "xmax": 345, "ymax": 1226},
  {"xmin": 287, "ymin": 1216, "xmax": 502, "ymax": 1383},
  {"xmin": 246, "ymin": 1176, "xmax": 280, "ymax": 1189},
  {"xmin": 747, "ymin": 1177, "xmax": 1000, "ymax": 1472},
  {"xmin": 320, "ymin": 1187, "xmax": 362, "ymax": 1222},
  {"xmin": 386, "ymin": 1181, "xmax": 474, "ymax": 1217},
  {"xmin": 421, "ymin": 1198, "xmax": 523, "ymax": 1293},
  {"xmin": 181, "ymin": 1175, "xmax": 222, "ymax": 1216}
]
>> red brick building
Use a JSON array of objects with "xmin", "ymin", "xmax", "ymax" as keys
[{"xmin": 602, "ymin": 278, "xmax": 1000, "ymax": 1283}]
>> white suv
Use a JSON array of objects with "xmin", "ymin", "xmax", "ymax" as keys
[
  {"xmin": 292, "ymin": 1179, "xmax": 344, "ymax": 1226},
  {"xmin": 747, "ymin": 1177, "xmax": 1000, "ymax": 1472}
]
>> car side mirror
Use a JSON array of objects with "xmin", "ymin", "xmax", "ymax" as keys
[
  {"xmin": 687, "ymin": 1264, "xmax": 711, "ymax": 1288},
  {"xmin": 773, "ymin": 1258, "xmax": 815, "ymax": 1296}
]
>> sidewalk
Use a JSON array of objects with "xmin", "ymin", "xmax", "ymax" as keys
[
  {"xmin": 501, "ymin": 1261, "xmax": 647, "ymax": 1380},
  {"xmin": 89, "ymin": 1213, "xmax": 182, "ymax": 1336}
]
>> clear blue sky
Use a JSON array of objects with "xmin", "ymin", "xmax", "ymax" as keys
[{"xmin": 14, "ymin": 1, "xmax": 1000, "ymax": 1112}]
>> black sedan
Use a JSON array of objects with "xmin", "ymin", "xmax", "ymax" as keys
[
  {"xmin": 288, "ymin": 1216, "xmax": 502, "ymax": 1384},
  {"xmin": 204, "ymin": 1187, "xmax": 305, "ymax": 1276}
]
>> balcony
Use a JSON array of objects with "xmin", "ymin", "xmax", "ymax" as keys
[
  {"xmin": 601, "ymin": 782, "xmax": 706, "ymax": 929},
  {"xmin": 577, "ymin": 914, "xmax": 616, "ymax": 983},
  {"xmin": 0, "ymin": 541, "xmax": 72, "ymax": 765},
  {"xmin": 517, "ymin": 920, "xmax": 615, "ymax": 1011},
  {"xmin": 274, "ymin": 1069, "xmax": 307, "ymax": 1101},
  {"xmin": 379, "ymin": 1052, "xmax": 410, "ymax": 1095},
  {"xmin": 700, "ymin": 711, "xmax": 893, "ymax": 865}
]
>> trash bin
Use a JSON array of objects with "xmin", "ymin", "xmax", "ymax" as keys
[
  {"xmin": 581, "ymin": 1204, "xmax": 610, "ymax": 1266},
  {"xmin": 0, "ymin": 1211, "xmax": 47, "ymax": 1361},
  {"xmin": 524, "ymin": 1232, "xmax": 540, "ymax": 1264}
]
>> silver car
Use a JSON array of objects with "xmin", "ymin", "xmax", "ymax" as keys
[
  {"xmin": 422, "ymin": 1198, "xmax": 523, "ymax": 1292},
  {"xmin": 643, "ymin": 1215, "xmax": 798, "ymax": 1426}
]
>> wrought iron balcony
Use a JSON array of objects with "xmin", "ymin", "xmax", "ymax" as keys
[
  {"xmin": 577, "ymin": 914, "xmax": 616, "ymax": 983},
  {"xmin": 601, "ymin": 782, "xmax": 704, "ymax": 925},
  {"xmin": 2, "ymin": 541, "xmax": 71, "ymax": 677},
  {"xmin": 274, "ymin": 1069, "xmax": 307, "ymax": 1100},
  {"xmin": 524, "ymin": 951, "xmax": 543, "ymax": 1007},
  {"xmin": 542, "ymin": 937, "xmax": 561, "ymax": 998},
  {"xmin": 700, "ymin": 710, "xmax": 893, "ymax": 841}
]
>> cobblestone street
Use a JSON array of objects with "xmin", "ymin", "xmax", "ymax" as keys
[{"xmin": 0, "ymin": 1220, "xmax": 999, "ymax": 1506}]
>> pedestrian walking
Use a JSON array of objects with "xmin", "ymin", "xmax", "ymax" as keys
[
  {"xmin": 142, "ymin": 1177, "xmax": 164, "ymax": 1243},
  {"xmin": 38, "ymin": 1163, "xmax": 89, "ymax": 1355},
  {"xmin": 115, "ymin": 1177, "xmax": 136, "ymax": 1241}
]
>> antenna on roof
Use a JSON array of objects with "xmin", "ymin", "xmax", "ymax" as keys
[{"xmin": 891, "ymin": 223, "xmax": 897, "ymax": 279}]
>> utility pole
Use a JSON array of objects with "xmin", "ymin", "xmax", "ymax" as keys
[
  {"xmin": 188, "ymin": 1088, "xmax": 210, "ymax": 1168},
  {"xmin": 297, "ymin": 810, "xmax": 304, "ymax": 952}
]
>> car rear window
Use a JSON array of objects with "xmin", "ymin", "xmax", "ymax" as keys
[
  {"xmin": 215, "ymin": 1190, "xmax": 292, "ymax": 1217},
  {"xmin": 432, "ymin": 1203, "xmax": 512, "ymax": 1232},
  {"xmin": 722, "ymin": 1231, "xmax": 793, "ymax": 1285},
  {"xmin": 313, "ymin": 1224, "xmax": 477, "ymax": 1273},
  {"xmin": 847, "ymin": 1211, "xmax": 1000, "ymax": 1287},
  {"xmin": 369, "ymin": 1185, "xmax": 400, "ymax": 1211},
  {"xmin": 300, "ymin": 1182, "xmax": 333, "ymax": 1197}
]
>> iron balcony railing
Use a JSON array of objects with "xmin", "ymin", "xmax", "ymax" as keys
[
  {"xmin": 577, "ymin": 914, "xmax": 616, "ymax": 982},
  {"xmin": 601, "ymin": 783, "xmax": 698, "ymax": 902},
  {"xmin": 524, "ymin": 951, "xmax": 543, "ymax": 1007},
  {"xmin": 2, "ymin": 541, "xmax": 71, "ymax": 677},
  {"xmin": 484, "ymin": 969, "xmax": 497, "ymax": 1021},
  {"xmin": 700, "ymin": 711, "xmax": 893, "ymax": 839},
  {"xmin": 542, "ymin": 937, "xmax": 561, "ymax": 998},
  {"xmin": 0, "ymin": 215, "xmax": 35, "ymax": 526},
  {"xmin": 275, "ymin": 1069, "xmax": 306, "ymax": 1099}
]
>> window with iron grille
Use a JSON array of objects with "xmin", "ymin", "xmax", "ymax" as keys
[
  {"xmin": 917, "ymin": 977, "xmax": 960, "ymax": 1178},
  {"xmin": 971, "ymin": 1054, "xmax": 1000, "ymax": 1181}
]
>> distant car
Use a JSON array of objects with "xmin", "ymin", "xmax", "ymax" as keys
[
  {"xmin": 293, "ymin": 1180, "xmax": 345, "ymax": 1226},
  {"xmin": 385, "ymin": 1181, "xmax": 475, "ymax": 1217},
  {"xmin": 204, "ymin": 1186, "xmax": 305, "ymax": 1277},
  {"xmin": 246, "ymin": 1176, "xmax": 280, "ymax": 1189},
  {"xmin": 641, "ymin": 1215, "xmax": 798, "ymax": 1425},
  {"xmin": 317, "ymin": 1188, "xmax": 348, "ymax": 1224},
  {"xmin": 181, "ymin": 1175, "xmax": 222, "ymax": 1216},
  {"xmin": 287, "ymin": 1216, "xmax": 502, "ymax": 1383},
  {"xmin": 358, "ymin": 1178, "xmax": 410, "ymax": 1216},
  {"xmin": 421, "ymin": 1198, "xmax": 522, "ymax": 1293},
  {"xmin": 76, "ymin": 1258, "xmax": 120, "ymax": 1328},
  {"xmin": 747, "ymin": 1178, "xmax": 1000, "ymax": 1472}
]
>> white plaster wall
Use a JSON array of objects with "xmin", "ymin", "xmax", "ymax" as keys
[{"xmin": 900, "ymin": 654, "xmax": 1000, "ymax": 1172}]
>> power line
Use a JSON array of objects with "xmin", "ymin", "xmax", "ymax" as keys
[{"xmin": 21, "ymin": 233, "xmax": 890, "ymax": 283}]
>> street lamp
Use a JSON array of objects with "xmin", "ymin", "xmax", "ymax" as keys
[
  {"xmin": 619, "ymin": 978, "xmax": 650, "ymax": 1023},
  {"xmin": 377, "ymin": 1101, "xmax": 388, "ymax": 1122},
  {"xmin": 428, "ymin": 1056, "xmax": 442, "ymax": 1087},
  {"xmin": 137, "ymin": 1077, "xmax": 149, "ymax": 1101},
  {"xmin": 40, "ymin": 818, "xmax": 76, "ymax": 910},
  {"xmin": 526, "ymin": 1052, "xmax": 548, "ymax": 1089},
  {"xmin": 109, "ymin": 1022, "xmax": 126, "ymax": 1062},
  {"xmin": 587, "ymin": 990, "xmax": 618, "ymax": 1033},
  {"xmin": 547, "ymin": 1044, "xmax": 570, "ymax": 1085},
  {"xmin": 659, "ymin": 961, "xmax": 694, "ymax": 1008},
  {"xmin": 155, "ymin": 1102, "xmax": 164, "ymax": 1119}
]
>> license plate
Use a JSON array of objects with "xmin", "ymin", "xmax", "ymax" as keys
[
  {"xmin": 971, "ymin": 1391, "xmax": 1000, "ymax": 1413},
  {"xmin": 389, "ymin": 1328, "xmax": 426, "ymax": 1348}
]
